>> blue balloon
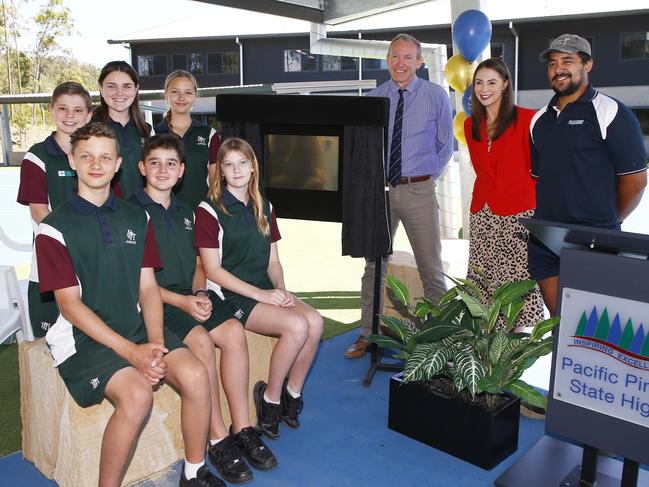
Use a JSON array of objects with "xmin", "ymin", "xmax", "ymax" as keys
[
  {"xmin": 462, "ymin": 86, "xmax": 473, "ymax": 115},
  {"xmin": 452, "ymin": 9, "xmax": 492, "ymax": 62}
]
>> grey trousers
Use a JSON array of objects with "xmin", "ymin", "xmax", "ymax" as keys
[{"xmin": 359, "ymin": 177, "xmax": 447, "ymax": 337}]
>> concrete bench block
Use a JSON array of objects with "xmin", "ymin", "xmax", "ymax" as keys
[{"xmin": 20, "ymin": 332, "xmax": 276, "ymax": 487}]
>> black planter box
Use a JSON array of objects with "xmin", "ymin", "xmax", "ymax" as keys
[{"xmin": 388, "ymin": 373, "xmax": 520, "ymax": 470}]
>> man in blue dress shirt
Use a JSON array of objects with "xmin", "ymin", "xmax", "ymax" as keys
[{"xmin": 346, "ymin": 33, "xmax": 454, "ymax": 358}]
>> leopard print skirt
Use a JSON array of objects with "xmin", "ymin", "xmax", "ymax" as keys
[{"xmin": 466, "ymin": 204, "xmax": 545, "ymax": 330}]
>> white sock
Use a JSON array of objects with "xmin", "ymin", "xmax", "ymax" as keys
[
  {"xmin": 184, "ymin": 459, "xmax": 204, "ymax": 480},
  {"xmin": 263, "ymin": 392, "xmax": 280, "ymax": 404},
  {"xmin": 209, "ymin": 437, "xmax": 224, "ymax": 446},
  {"xmin": 287, "ymin": 384, "xmax": 301, "ymax": 398}
]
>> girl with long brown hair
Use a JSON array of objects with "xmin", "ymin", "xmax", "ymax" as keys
[
  {"xmin": 92, "ymin": 60, "xmax": 151, "ymax": 198},
  {"xmin": 194, "ymin": 138, "xmax": 323, "ymax": 440}
]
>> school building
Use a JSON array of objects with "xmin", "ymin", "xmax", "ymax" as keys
[{"xmin": 108, "ymin": 2, "xmax": 649, "ymax": 151}]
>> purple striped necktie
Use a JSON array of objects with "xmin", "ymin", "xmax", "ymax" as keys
[{"xmin": 388, "ymin": 89, "xmax": 405, "ymax": 186}]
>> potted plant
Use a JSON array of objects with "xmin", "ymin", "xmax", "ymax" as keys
[{"xmin": 369, "ymin": 273, "xmax": 559, "ymax": 470}]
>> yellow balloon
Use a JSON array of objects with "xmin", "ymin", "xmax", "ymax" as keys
[
  {"xmin": 453, "ymin": 112, "xmax": 468, "ymax": 146},
  {"xmin": 444, "ymin": 54, "xmax": 475, "ymax": 93}
]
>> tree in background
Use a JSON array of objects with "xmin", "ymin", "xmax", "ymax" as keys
[
  {"xmin": 0, "ymin": 0, "xmax": 99, "ymax": 149},
  {"xmin": 32, "ymin": 0, "xmax": 73, "ymax": 122}
]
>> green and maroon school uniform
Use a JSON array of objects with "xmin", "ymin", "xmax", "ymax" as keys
[
  {"xmin": 194, "ymin": 190, "xmax": 280, "ymax": 324},
  {"xmin": 154, "ymin": 118, "xmax": 220, "ymax": 209},
  {"xmin": 17, "ymin": 134, "xmax": 77, "ymax": 337},
  {"xmin": 129, "ymin": 188, "xmax": 235, "ymax": 339},
  {"xmin": 35, "ymin": 191, "xmax": 183, "ymax": 407},
  {"xmin": 91, "ymin": 112, "xmax": 152, "ymax": 199}
]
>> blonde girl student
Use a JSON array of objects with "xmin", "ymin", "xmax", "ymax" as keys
[
  {"xmin": 195, "ymin": 138, "xmax": 323, "ymax": 440},
  {"xmin": 131, "ymin": 134, "xmax": 277, "ymax": 483},
  {"xmin": 155, "ymin": 70, "xmax": 221, "ymax": 209},
  {"xmin": 17, "ymin": 81, "xmax": 92, "ymax": 338},
  {"xmin": 92, "ymin": 60, "xmax": 152, "ymax": 199}
]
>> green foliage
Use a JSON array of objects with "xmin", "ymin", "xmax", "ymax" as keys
[
  {"xmin": 368, "ymin": 274, "xmax": 559, "ymax": 410},
  {"xmin": 1, "ymin": 0, "xmax": 99, "ymax": 132}
]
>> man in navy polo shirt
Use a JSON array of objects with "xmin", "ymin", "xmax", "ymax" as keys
[{"xmin": 529, "ymin": 34, "xmax": 647, "ymax": 316}]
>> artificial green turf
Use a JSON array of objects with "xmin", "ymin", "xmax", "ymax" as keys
[
  {"xmin": 0, "ymin": 343, "xmax": 21, "ymax": 457},
  {"xmin": 294, "ymin": 291, "xmax": 361, "ymax": 340},
  {"xmin": 0, "ymin": 292, "xmax": 360, "ymax": 457}
]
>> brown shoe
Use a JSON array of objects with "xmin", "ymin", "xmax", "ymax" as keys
[{"xmin": 345, "ymin": 337, "xmax": 371, "ymax": 359}]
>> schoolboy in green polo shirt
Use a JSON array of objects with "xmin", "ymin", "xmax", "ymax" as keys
[
  {"xmin": 17, "ymin": 81, "xmax": 91, "ymax": 338},
  {"xmin": 131, "ymin": 134, "xmax": 277, "ymax": 484},
  {"xmin": 35, "ymin": 123, "xmax": 224, "ymax": 487}
]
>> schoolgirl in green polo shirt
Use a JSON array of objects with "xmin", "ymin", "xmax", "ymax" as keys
[
  {"xmin": 154, "ymin": 70, "xmax": 221, "ymax": 209},
  {"xmin": 195, "ymin": 138, "xmax": 323, "ymax": 441},
  {"xmin": 17, "ymin": 81, "xmax": 91, "ymax": 338},
  {"xmin": 132, "ymin": 134, "xmax": 277, "ymax": 483},
  {"xmin": 92, "ymin": 61, "xmax": 152, "ymax": 199}
]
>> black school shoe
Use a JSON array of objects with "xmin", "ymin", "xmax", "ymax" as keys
[
  {"xmin": 208, "ymin": 435, "xmax": 253, "ymax": 484},
  {"xmin": 253, "ymin": 381, "xmax": 282, "ymax": 439},
  {"xmin": 234, "ymin": 426, "xmax": 278, "ymax": 471},
  {"xmin": 281, "ymin": 378, "xmax": 304, "ymax": 429},
  {"xmin": 179, "ymin": 464, "xmax": 225, "ymax": 487}
]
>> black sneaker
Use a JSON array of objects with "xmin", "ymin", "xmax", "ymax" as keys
[
  {"xmin": 253, "ymin": 381, "xmax": 282, "ymax": 439},
  {"xmin": 234, "ymin": 426, "xmax": 278, "ymax": 471},
  {"xmin": 179, "ymin": 464, "xmax": 225, "ymax": 487},
  {"xmin": 208, "ymin": 436, "xmax": 253, "ymax": 484},
  {"xmin": 281, "ymin": 378, "xmax": 304, "ymax": 429}
]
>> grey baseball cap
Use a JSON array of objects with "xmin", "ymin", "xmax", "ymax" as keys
[{"xmin": 539, "ymin": 34, "xmax": 592, "ymax": 62}]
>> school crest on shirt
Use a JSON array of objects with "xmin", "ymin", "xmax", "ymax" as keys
[
  {"xmin": 125, "ymin": 229, "xmax": 137, "ymax": 245},
  {"xmin": 184, "ymin": 218, "xmax": 193, "ymax": 231},
  {"xmin": 196, "ymin": 135, "xmax": 207, "ymax": 146}
]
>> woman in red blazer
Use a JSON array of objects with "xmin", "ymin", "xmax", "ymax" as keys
[{"xmin": 464, "ymin": 58, "xmax": 544, "ymax": 329}]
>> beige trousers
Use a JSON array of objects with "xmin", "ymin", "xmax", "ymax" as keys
[{"xmin": 359, "ymin": 177, "xmax": 447, "ymax": 337}]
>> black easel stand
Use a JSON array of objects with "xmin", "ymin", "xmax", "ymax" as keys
[{"xmin": 363, "ymin": 256, "xmax": 402, "ymax": 387}]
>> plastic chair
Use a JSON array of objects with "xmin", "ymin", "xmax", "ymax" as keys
[{"xmin": 0, "ymin": 265, "xmax": 32, "ymax": 343}]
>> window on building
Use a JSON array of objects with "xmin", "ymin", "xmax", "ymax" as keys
[
  {"xmin": 207, "ymin": 51, "xmax": 240, "ymax": 74},
  {"xmin": 621, "ymin": 32, "xmax": 649, "ymax": 59},
  {"xmin": 137, "ymin": 55, "xmax": 168, "ymax": 76},
  {"xmin": 189, "ymin": 53, "xmax": 204, "ymax": 75},
  {"xmin": 172, "ymin": 54, "xmax": 187, "ymax": 71},
  {"xmin": 445, "ymin": 44, "xmax": 503, "ymax": 61},
  {"xmin": 322, "ymin": 55, "xmax": 358, "ymax": 71},
  {"xmin": 491, "ymin": 43, "xmax": 504, "ymax": 59},
  {"xmin": 284, "ymin": 49, "xmax": 317, "ymax": 72},
  {"xmin": 362, "ymin": 58, "xmax": 387, "ymax": 70}
]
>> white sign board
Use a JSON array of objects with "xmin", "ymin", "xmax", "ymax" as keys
[{"xmin": 554, "ymin": 287, "xmax": 649, "ymax": 428}]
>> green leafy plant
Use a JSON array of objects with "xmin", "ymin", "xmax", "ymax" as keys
[{"xmin": 368, "ymin": 273, "xmax": 559, "ymax": 410}]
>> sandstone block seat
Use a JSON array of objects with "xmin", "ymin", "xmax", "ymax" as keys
[{"xmin": 19, "ymin": 332, "xmax": 276, "ymax": 487}]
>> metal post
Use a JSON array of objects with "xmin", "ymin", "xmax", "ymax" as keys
[{"xmin": 0, "ymin": 104, "xmax": 12, "ymax": 166}]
